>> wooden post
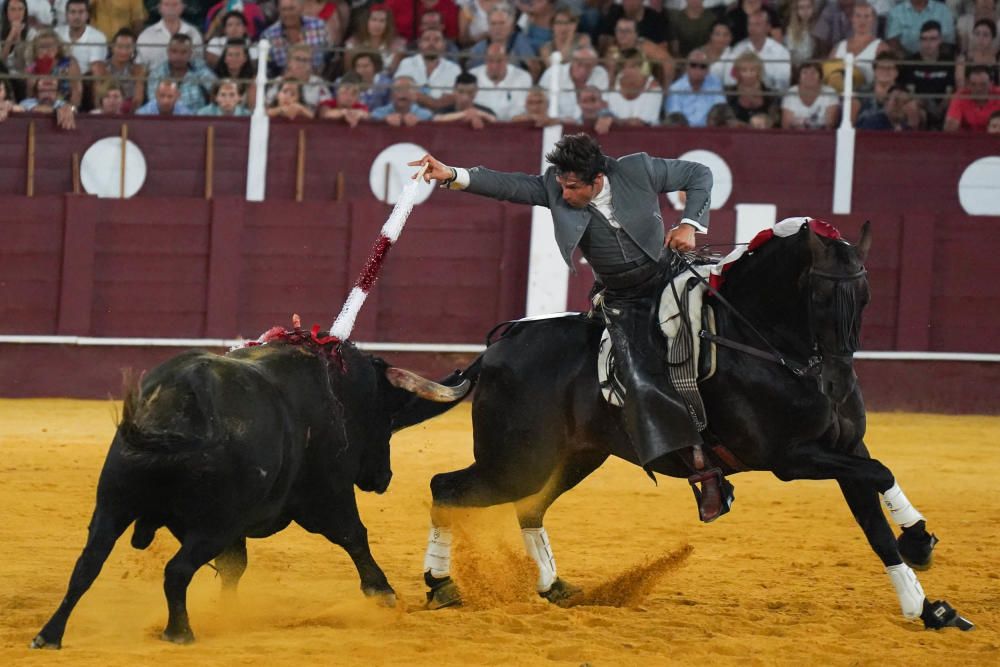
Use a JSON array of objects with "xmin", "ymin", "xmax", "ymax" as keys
[
  {"xmin": 205, "ymin": 125, "xmax": 215, "ymax": 200},
  {"xmin": 26, "ymin": 121, "xmax": 36, "ymax": 197},
  {"xmin": 119, "ymin": 123, "xmax": 128, "ymax": 198},
  {"xmin": 335, "ymin": 170, "xmax": 344, "ymax": 201},
  {"xmin": 295, "ymin": 129, "xmax": 306, "ymax": 202},
  {"xmin": 71, "ymin": 152, "xmax": 80, "ymax": 195}
]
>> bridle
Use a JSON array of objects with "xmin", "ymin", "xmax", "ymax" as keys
[{"xmin": 673, "ymin": 251, "xmax": 868, "ymax": 380}]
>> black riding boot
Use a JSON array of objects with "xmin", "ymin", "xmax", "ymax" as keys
[{"xmin": 601, "ymin": 289, "xmax": 702, "ymax": 467}]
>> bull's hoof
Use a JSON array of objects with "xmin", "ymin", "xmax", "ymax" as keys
[
  {"xmin": 29, "ymin": 633, "xmax": 61, "ymax": 650},
  {"xmin": 898, "ymin": 521, "xmax": 938, "ymax": 571},
  {"xmin": 160, "ymin": 627, "xmax": 195, "ymax": 644},
  {"xmin": 424, "ymin": 574, "xmax": 462, "ymax": 610},
  {"xmin": 540, "ymin": 578, "xmax": 582, "ymax": 607},
  {"xmin": 921, "ymin": 599, "xmax": 974, "ymax": 631}
]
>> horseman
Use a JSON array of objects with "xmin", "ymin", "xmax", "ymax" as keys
[{"xmin": 411, "ymin": 133, "xmax": 728, "ymax": 520}]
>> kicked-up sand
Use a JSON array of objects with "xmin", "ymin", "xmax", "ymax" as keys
[{"xmin": 1, "ymin": 399, "xmax": 998, "ymax": 666}]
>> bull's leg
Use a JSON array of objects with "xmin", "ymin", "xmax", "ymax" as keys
[
  {"xmin": 31, "ymin": 507, "xmax": 132, "ymax": 649},
  {"xmin": 515, "ymin": 450, "xmax": 608, "ymax": 605},
  {"xmin": 772, "ymin": 442, "xmax": 972, "ymax": 631},
  {"xmin": 161, "ymin": 533, "xmax": 234, "ymax": 644},
  {"xmin": 215, "ymin": 538, "xmax": 248, "ymax": 602},
  {"xmin": 297, "ymin": 490, "xmax": 395, "ymax": 606}
]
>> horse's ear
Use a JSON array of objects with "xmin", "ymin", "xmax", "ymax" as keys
[
  {"xmin": 856, "ymin": 221, "xmax": 873, "ymax": 263},
  {"xmin": 807, "ymin": 225, "xmax": 826, "ymax": 263}
]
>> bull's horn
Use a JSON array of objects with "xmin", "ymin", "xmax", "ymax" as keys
[{"xmin": 385, "ymin": 367, "xmax": 471, "ymax": 402}]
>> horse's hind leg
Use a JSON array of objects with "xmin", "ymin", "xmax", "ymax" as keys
[
  {"xmin": 31, "ymin": 505, "xmax": 133, "ymax": 649},
  {"xmin": 515, "ymin": 450, "xmax": 608, "ymax": 604}
]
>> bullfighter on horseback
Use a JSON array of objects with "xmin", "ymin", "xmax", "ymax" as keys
[{"xmin": 411, "ymin": 133, "xmax": 729, "ymax": 520}]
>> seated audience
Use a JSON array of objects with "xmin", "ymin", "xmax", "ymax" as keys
[
  {"xmin": 955, "ymin": 18, "xmax": 999, "ymax": 88},
  {"xmin": 146, "ymin": 33, "xmax": 216, "ymax": 113},
  {"xmin": 726, "ymin": 10, "xmax": 791, "ymax": 92},
  {"xmin": 669, "ymin": 0, "xmax": 716, "ymax": 59},
  {"xmin": 887, "ymin": 0, "xmax": 956, "ymax": 55},
  {"xmin": 394, "ymin": 26, "xmax": 461, "ymax": 110},
  {"xmin": 606, "ymin": 60, "xmax": 662, "ymax": 125},
  {"xmin": 260, "ymin": 0, "xmax": 329, "ymax": 75},
  {"xmin": 91, "ymin": 28, "xmax": 146, "ymax": 113},
  {"xmin": 467, "ymin": 5, "xmax": 537, "ymax": 78},
  {"xmin": 3, "ymin": 0, "xmax": 36, "ymax": 73},
  {"xmin": 856, "ymin": 84, "xmax": 922, "ymax": 130},
  {"xmin": 666, "ymin": 48, "xmax": 726, "ymax": 127},
  {"xmin": 90, "ymin": 79, "xmax": 124, "ymax": 113},
  {"xmin": 781, "ymin": 61, "xmax": 840, "ymax": 129},
  {"xmin": 319, "ymin": 72, "xmax": 370, "ymax": 126},
  {"xmin": 213, "ymin": 39, "xmax": 256, "ymax": 109},
  {"xmin": 267, "ymin": 78, "xmax": 316, "ymax": 119},
  {"xmin": 899, "ymin": 20, "xmax": 956, "ymax": 130},
  {"xmin": 265, "ymin": 42, "xmax": 331, "ymax": 107},
  {"xmin": 432, "ymin": 70, "xmax": 497, "ymax": 128},
  {"xmin": 350, "ymin": 50, "xmax": 392, "ymax": 109},
  {"xmin": 828, "ymin": 2, "xmax": 890, "ymax": 90},
  {"xmin": 55, "ymin": 0, "xmax": 107, "ymax": 73},
  {"xmin": 137, "ymin": 0, "xmax": 204, "ymax": 72},
  {"xmin": 470, "ymin": 41, "xmax": 532, "ymax": 120},
  {"xmin": 198, "ymin": 78, "xmax": 251, "ymax": 115},
  {"xmin": 539, "ymin": 44, "xmax": 609, "ymax": 120},
  {"xmin": 944, "ymin": 64, "xmax": 1000, "ymax": 130},
  {"xmin": 726, "ymin": 51, "xmax": 779, "ymax": 125},
  {"xmin": 784, "ymin": 0, "xmax": 818, "ymax": 66},
  {"xmin": 137, "ymin": 78, "xmax": 194, "ymax": 114},
  {"xmin": 576, "ymin": 83, "xmax": 614, "ymax": 135},
  {"xmin": 603, "ymin": 15, "xmax": 673, "ymax": 86},
  {"xmin": 25, "ymin": 29, "xmax": 82, "ymax": 108},
  {"xmin": 511, "ymin": 85, "xmax": 560, "ymax": 125},
  {"xmin": 345, "ymin": 6, "xmax": 407, "ymax": 73},
  {"xmin": 205, "ymin": 10, "xmax": 258, "ymax": 68},
  {"xmin": 370, "ymin": 75, "xmax": 433, "ymax": 125},
  {"xmin": 538, "ymin": 4, "xmax": 590, "ymax": 68}
]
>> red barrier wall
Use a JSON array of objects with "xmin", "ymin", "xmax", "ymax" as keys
[{"xmin": 2, "ymin": 118, "xmax": 998, "ymax": 408}]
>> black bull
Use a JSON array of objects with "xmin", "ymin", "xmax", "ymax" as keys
[
  {"xmin": 31, "ymin": 339, "xmax": 471, "ymax": 648},
  {"xmin": 426, "ymin": 223, "xmax": 970, "ymax": 629}
]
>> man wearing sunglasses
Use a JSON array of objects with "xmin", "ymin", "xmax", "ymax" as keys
[{"xmin": 665, "ymin": 49, "xmax": 726, "ymax": 127}]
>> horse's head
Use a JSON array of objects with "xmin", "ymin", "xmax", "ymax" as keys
[{"xmin": 805, "ymin": 222, "xmax": 872, "ymax": 404}]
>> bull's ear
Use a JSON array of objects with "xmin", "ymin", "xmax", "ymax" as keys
[{"xmin": 856, "ymin": 221, "xmax": 872, "ymax": 263}]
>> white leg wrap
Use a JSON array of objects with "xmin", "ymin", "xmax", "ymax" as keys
[
  {"xmin": 886, "ymin": 563, "xmax": 925, "ymax": 619},
  {"xmin": 423, "ymin": 525, "xmax": 453, "ymax": 578},
  {"xmin": 881, "ymin": 482, "xmax": 925, "ymax": 528},
  {"xmin": 521, "ymin": 527, "xmax": 557, "ymax": 593}
]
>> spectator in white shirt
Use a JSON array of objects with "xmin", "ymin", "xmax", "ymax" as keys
[
  {"xmin": 781, "ymin": 60, "xmax": 840, "ymax": 128},
  {"xmin": 726, "ymin": 10, "xmax": 792, "ymax": 92},
  {"xmin": 606, "ymin": 57, "xmax": 662, "ymax": 125},
  {"xmin": 470, "ymin": 41, "xmax": 532, "ymax": 120},
  {"xmin": 394, "ymin": 26, "xmax": 461, "ymax": 111},
  {"xmin": 55, "ymin": 0, "xmax": 106, "ymax": 71},
  {"xmin": 137, "ymin": 0, "xmax": 203, "ymax": 71},
  {"xmin": 538, "ymin": 44, "xmax": 609, "ymax": 120}
]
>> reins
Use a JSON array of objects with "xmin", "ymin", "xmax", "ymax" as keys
[{"xmin": 671, "ymin": 250, "xmax": 826, "ymax": 378}]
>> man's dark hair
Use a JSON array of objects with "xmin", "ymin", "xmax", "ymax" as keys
[
  {"xmin": 919, "ymin": 20, "xmax": 942, "ymax": 35},
  {"xmin": 65, "ymin": 0, "xmax": 89, "ymax": 11},
  {"xmin": 974, "ymin": 18, "xmax": 998, "ymax": 40},
  {"xmin": 112, "ymin": 27, "xmax": 136, "ymax": 41},
  {"xmin": 545, "ymin": 133, "xmax": 605, "ymax": 183},
  {"xmin": 967, "ymin": 64, "xmax": 993, "ymax": 79},
  {"xmin": 170, "ymin": 33, "xmax": 193, "ymax": 46},
  {"xmin": 989, "ymin": 109, "xmax": 1000, "ymax": 121},
  {"xmin": 454, "ymin": 71, "xmax": 477, "ymax": 86}
]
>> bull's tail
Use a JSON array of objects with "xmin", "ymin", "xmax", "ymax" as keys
[{"xmin": 390, "ymin": 355, "xmax": 483, "ymax": 432}]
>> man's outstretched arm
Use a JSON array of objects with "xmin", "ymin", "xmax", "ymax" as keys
[{"xmin": 410, "ymin": 154, "xmax": 549, "ymax": 207}]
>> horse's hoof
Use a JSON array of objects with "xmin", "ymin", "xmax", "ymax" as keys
[
  {"xmin": 363, "ymin": 588, "xmax": 397, "ymax": 608},
  {"xmin": 898, "ymin": 522, "xmax": 938, "ymax": 571},
  {"xmin": 540, "ymin": 578, "xmax": 583, "ymax": 607},
  {"xmin": 424, "ymin": 575, "xmax": 462, "ymax": 610},
  {"xmin": 29, "ymin": 633, "xmax": 60, "ymax": 650},
  {"xmin": 160, "ymin": 628, "xmax": 195, "ymax": 644},
  {"xmin": 920, "ymin": 599, "xmax": 974, "ymax": 631}
]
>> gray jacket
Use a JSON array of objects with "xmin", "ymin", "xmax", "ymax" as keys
[{"xmin": 464, "ymin": 152, "xmax": 712, "ymax": 268}]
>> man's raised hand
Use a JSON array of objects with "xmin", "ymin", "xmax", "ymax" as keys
[{"xmin": 408, "ymin": 155, "xmax": 453, "ymax": 183}]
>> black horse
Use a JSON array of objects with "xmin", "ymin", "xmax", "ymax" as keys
[{"xmin": 422, "ymin": 220, "xmax": 972, "ymax": 630}]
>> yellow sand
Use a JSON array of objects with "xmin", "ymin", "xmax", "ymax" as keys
[{"xmin": 1, "ymin": 399, "xmax": 998, "ymax": 666}]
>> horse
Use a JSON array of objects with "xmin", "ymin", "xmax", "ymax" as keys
[{"xmin": 419, "ymin": 219, "xmax": 972, "ymax": 630}]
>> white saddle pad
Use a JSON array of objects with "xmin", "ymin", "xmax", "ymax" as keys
[{"xmin": 598, "ymin": 264, "xmax": 713, "ymax": 407}]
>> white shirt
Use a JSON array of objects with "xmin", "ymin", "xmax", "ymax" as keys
[
  {"xmin": 136, "ymin": 20, "xmax": 204, "ymax": 71},
  {"xmin": 55, "ymin": 25, "xmax": 108, "ymax": 69},
  {"xmin": 726, "ymin": 37, "xmax": 792, "ymax": 92},
  {"xmin": 25, "ymin": 0, "xmax": 52, "ymax": 25},
  {"xmin": 606, "ymin": 86, "xmax": 662, "ymax": 125},
  {"xmin": 470, "ymin": 64, "xmax": 532, "ymax": 121},
  {"xmin": 394, "ymin": 54, "xmax": 462, "ymax": 99},
  {"xmin": 781, "ymin": 85, "xmax": 840, "ymax": 129},
  {"xmin": 539, "ymin": 63, "xmax": 609, "ymax": 120}
]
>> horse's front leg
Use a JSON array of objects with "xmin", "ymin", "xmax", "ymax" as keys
[{"xmin": 772, "ymin": 442, "xmax": 973, "ymax": 631}]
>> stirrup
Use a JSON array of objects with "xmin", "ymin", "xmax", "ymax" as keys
[{"xmin": 688, "ymin": 467, "xmax": 734, "ymax": 523}]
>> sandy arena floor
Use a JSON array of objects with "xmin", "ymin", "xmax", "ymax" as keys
[{"xmin": 1, "ymin": 398, "xmax": 998, "ymax": 666}]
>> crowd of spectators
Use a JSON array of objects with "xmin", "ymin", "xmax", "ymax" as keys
[{"xmin": 1, "ymin": 0, "xmax": 999, "ymax": 132}]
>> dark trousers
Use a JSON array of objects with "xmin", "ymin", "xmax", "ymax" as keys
[{"xmin": 599, "ymin": 263, "xmax": 702, "ymax": 467}]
